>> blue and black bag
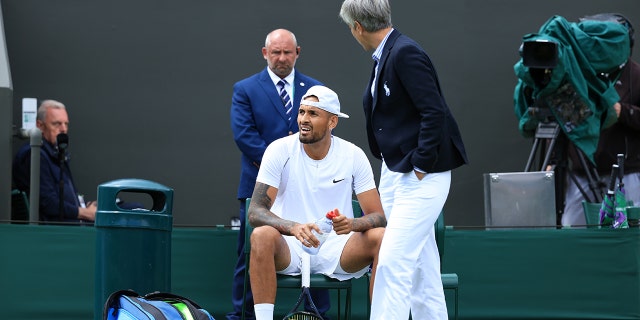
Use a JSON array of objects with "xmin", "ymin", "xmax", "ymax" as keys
[{"xmin": 104, "ymin": 289, "xmax": 215, "ymax": 320}]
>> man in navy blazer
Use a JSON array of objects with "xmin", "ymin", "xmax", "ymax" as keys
[
  {"xmin": 228, "ymin": 29, "xmax": 327, "ymax": 320},
  {"xmin": 340, "ymin": 1, "xmax": 468, "ymax": 319},
  {"xmin": 13, "ymin": 100, "xmax": 97, "ymax": 223}
]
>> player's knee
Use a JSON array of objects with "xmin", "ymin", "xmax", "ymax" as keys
[
  {"xmin": 250, "ymin": 225, "xmax": 280, "ymax": 251},
  {"xmin": 365, "ymin": 227, "xmax": 385, "ymax": 254}
]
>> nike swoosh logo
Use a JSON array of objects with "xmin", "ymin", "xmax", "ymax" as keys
[{"xmin": 332, "ymin": 178, "xmax": 345, "ymax": 183}]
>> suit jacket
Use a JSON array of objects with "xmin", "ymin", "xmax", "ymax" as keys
[
  {"xmin": 363, "ymin": 29, "xmax": 468, "ymax": 173},
  {"xmin": 13, "ymin": 140, "xmax": 82, "ymax": 222},
  {"xmin": 231, "ymin": 68, "xmax": 322, "ymax": 198}
]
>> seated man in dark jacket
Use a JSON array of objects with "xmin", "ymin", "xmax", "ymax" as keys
[{"xmin": 13, "ymin": 99, "xmax": 96, "ymax": 223}]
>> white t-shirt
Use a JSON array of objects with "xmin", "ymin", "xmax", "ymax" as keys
[{"xmin": 257, "ymin": 133, "xmax": 376, "ymax": 224}]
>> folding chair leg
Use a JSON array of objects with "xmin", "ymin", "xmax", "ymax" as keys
[
  {"xmin": 337, "ymin": 290, "xmax": 341, "ymax": 320},
  {"xmin": 453, "ymin": 287, "xmax": 459, "ymax": 320}
]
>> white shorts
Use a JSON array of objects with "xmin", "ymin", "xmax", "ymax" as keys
[{"xmin": 278, "ymin": 232, "xmax": 369, "ymax": 281}]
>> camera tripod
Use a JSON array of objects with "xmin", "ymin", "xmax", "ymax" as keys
[{"xmin": 524, "ymin": 121, "xmax": 602, "ymax": 225}]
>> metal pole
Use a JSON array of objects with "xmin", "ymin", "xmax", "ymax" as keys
[{"xmin": 29, "ymin": 128, "xmax": 41, "ymax": 223}]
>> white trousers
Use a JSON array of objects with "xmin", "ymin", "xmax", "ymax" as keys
[
  {"xmin": 562, "ymin": 172, "xmax": 640, "ymax": 226},
  {"xmin": 370, "ymin": 162, "xmax": 451, "ymax": 320}
]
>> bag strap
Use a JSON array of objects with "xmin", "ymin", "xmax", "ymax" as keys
[
  {"xmin": 143, "ymin": 292, "xmax": 211, "ymax": 320},
  {"xmin": 103, "ymin": 289, "xmax": 140, "ymax": 320}
]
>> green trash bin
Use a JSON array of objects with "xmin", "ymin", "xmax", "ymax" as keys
[{"xmin": 94, "ymin": 179, "xmax": 173, "ymax": 320}]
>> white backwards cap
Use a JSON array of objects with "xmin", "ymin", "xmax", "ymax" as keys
[{"xmin": 300, "ymin": 85, "xmax": 349, "ymax": 118}]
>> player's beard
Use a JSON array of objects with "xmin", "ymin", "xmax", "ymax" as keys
[{"xmin": 298, "ymin": 127, "xmax": 327, "ymax": 145}]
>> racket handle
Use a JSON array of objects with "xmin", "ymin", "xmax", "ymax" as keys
[
  {"xmin": 607, "ymin": 164, "xmax": 619, "ymax": 194},
  {"xmin": 301, "ymin": 253, "xmax": 310, "ymax": 288},
  {"xmin": 617, "ymin": 154, "xmax": 624, "ymax": 179}
]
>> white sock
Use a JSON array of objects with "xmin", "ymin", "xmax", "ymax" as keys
[{"xmin": 254, "ymin": 303, "xmax": 274, "ymax": 320}]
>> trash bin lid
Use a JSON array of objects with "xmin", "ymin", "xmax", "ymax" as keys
[{"xmin": 97, "ymin": 179, "xmax": 173, "ymax": 213}]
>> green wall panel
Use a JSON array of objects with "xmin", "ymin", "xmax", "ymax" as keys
[{"xmin": 1, "ymin": 224, "xmax": 639, "ymax": 319}]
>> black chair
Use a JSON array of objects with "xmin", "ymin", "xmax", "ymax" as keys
[
  {"xmin": 11, "ymin": 189, "xmax": 29, "ymax": 224},
  {"xmin": 240, "ymin": 198, "xmax": 352, "ymax": 320}
]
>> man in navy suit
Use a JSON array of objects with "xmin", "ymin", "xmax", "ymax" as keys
[
  {"xmin": 13, "ymin": 100, "xmax": 97, "ymax": 223},
  {"xmin": 228, "ymin": 28, "xmax": 328, "ymax": 320},
  {"xmin": 340, "ymin": 1, "xmax": 468, "ymax": 319}
]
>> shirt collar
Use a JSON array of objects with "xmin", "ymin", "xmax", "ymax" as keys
[
  {"xmin": 372, "ymin": 28, "xmax": 394, "ymax": 62},
  {"xmin": 267, "ymin": 67, "xmax": 295, "ymax": 87}
]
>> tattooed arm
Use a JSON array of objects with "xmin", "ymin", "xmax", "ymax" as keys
[
  {"xmin": 248, "ymin": 181, "xmax": 300, "ymax": 236},
  {"xmin": 332, "ymin": 188, "xmax": 387, "ymax": 234}
]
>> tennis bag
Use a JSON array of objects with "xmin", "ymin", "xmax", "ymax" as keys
[{"xmin": 104, "ymin": 289, "xmax": 215, "ymax": 320}]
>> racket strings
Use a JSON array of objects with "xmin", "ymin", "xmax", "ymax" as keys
[{"xmin": 284, "ymin": 311, "xmax": 324, "ymax": 320}]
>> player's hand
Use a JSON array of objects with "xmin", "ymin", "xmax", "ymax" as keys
[
  {"xmin": 329, "ymin": 209, "xmax": 352, "ymax": 235},
  {"xmin": 292, "ymin": 222, "xmax": 320, "ymax": 247}
]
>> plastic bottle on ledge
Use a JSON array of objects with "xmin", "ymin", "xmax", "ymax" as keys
[{"xmin": 302, "ymin": 209, "xmax": 339, "ymax": 255}]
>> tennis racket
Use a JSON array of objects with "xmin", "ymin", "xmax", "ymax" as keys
[{"xmin": 282, "ymin": 253, "xmax": 323, "ymax": 320}]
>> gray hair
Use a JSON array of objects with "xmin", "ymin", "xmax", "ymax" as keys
[
  {"xmin": 339, "ymin": 0, "xmax": 392, "ymax": 32},
  {"xmin": 37, "ymin": 99, "xmax": 66, "ymax": 121}
]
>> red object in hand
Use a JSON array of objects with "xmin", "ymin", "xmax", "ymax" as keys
[{"xmin": 326, "ymin": 209, "xmax": 339, "ymax": 219}]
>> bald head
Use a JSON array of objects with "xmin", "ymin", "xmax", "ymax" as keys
[
  {"xmin": 262, "ymin": 29, "xmax": 300, "ymax": 78},
  {"xmin": 265, "ymin": 29, "xmax": 298, "ymax": 47}
]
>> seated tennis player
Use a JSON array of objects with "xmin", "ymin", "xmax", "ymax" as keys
[{"xmin": 247, "ymin": 85, "xmax": 386, "ymax": 320}]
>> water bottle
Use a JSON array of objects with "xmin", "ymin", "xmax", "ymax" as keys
[{"xmin": 302, "ymin": 210, "xmax": 338, "ymax": 255}]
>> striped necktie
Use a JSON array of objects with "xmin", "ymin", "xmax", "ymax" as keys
[
  {"xmin": 371, "ymin": 57, "xmax": 379, "ymax": 97},
  {"xmin": 277, "ymin": 79, "xmax": 293, "ymax": 121}
]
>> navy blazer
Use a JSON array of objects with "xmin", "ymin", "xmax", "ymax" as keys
[
  {"xmin": 363, "ymin": 30, "xmax": 468, "ymax": 173},
  {"xmin": 13, "ymin": 140, "xmax": 82, "ymax": 222},
  {"xmin": 231, "ymin": 68, "xmax": 322, "ymax": 199}
]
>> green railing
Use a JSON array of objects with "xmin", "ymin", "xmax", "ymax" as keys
[{"xmin": 1, "ymin": 223, "xmax": 638, "ymax": 320}]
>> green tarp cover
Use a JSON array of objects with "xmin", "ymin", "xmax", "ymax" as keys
[{"xmin": 513, "ymin": 15, "xmax": 630, "ymax": 163}]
